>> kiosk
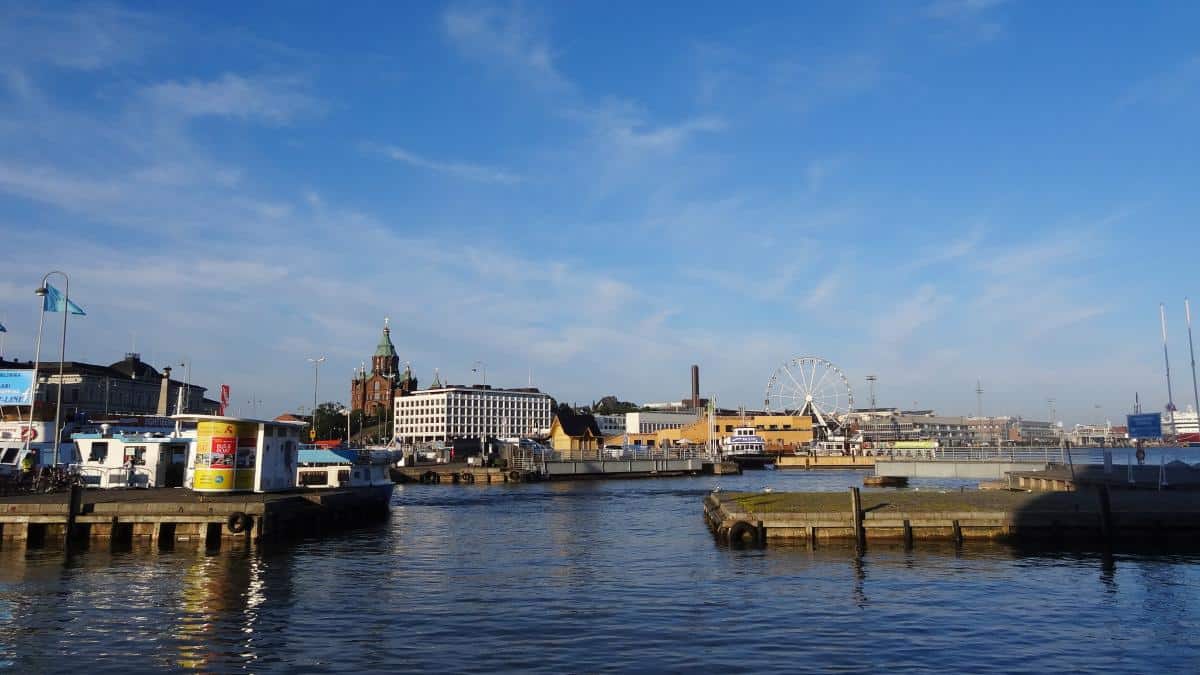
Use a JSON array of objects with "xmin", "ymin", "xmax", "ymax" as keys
[{"xmin": 174, "ymin": 415, "xmax": 306, "ymax": 493}]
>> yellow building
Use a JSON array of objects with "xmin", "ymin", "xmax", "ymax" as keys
[
  {"xmin": 605, "ymin": 414, "xmax": 813, "ymax": 453},
  {"xmin": 677, "ymin": 414, "xmax": 813, "ymax": 453},
  {"xmin": 548, "ymin": 412, "xmax": 604, "ymax": 455}
]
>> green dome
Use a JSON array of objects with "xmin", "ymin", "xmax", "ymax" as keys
[{"xmin": 375, "ymin": 318, "xmax": 397, "ymax": 358}]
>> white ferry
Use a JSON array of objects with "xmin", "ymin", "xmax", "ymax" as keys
[
  {"xmin": 296, "ymin": 444, "xmax": 398, "ymax": 494},
  {"xmin": 0, "ymin": 420, "xmax": 80, "ymax": 476},
  {"xmin": 720, "ymin": 427, "xmax": 766, "ymax": 457}
]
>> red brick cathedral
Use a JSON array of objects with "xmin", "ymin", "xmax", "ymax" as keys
[{"xmin": 350, "ymin": 318, "xmax": 417, "ymax": 416}]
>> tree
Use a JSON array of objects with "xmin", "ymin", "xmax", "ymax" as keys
[
  {"xmin": 313, "ymin": 401, "xmax": 355, "ymax": 441},
  {"xmin": 593, "ymin": 395, "xmax": 639, "ymax": 415}
]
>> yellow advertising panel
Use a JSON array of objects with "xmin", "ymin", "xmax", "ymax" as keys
[
  {"xmin": 893, "ymin": 440, "xmax": 938, "ymax": 449},
  {"xmin": 194, "ymin": 420, "xmax": 259, "ymax": 492}
]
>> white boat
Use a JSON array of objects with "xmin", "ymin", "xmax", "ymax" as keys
[
  {"xmin": 296, "ymin": 445, "xmax": 397, "ymax": 492},
  {"xmin": 0, "ymin": 420, "xmax": 80, "ymax": 475},
  {"xmin": 720, "ymin": 427, "xmax": 766, "ymax": 457},
  {"xmin": 74, "ymin": 427, "xmax": 190, "ymax": 488}
]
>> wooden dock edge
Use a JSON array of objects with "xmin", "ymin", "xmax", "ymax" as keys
[
  {"xmin": 702, "ymin": 493, "xmax": 1200, "ymax": 549},
  {"xmin": 0, "ymin": 487, "xmax": 391, "ymax": 552}
]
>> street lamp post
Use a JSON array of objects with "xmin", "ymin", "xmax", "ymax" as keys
[
  {"xmin": 104, "ymin": 377, "xmax": 115, "ymax": 417},
  {"xmin": 179, "ymin": 359, "xmax": 191, "ymax": 413},
  {"xmin": 308, "ymin": 356, "xmax": 325, "ymax": 440},
  {"xmin": 27, "ymin": 271, "xmax": 72, "ymax": 466},
  {"xmin": 341, "ymin": 407, "xmax": 351, "ymax": 447}
]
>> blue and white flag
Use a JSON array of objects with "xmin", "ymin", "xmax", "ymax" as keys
[
  {"xmin": 43, "ymin": 284, "xmax": 85, "ymax": 316},
  {"xmin": 0, "ymin": 322, "xmax": 6, "ymax": 332}
]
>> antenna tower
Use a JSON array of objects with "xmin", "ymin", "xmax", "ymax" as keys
[
  {"xmin": 975, "ymin": 379, "xmax": 983, "ymax": 419},
  {"xmin": 865, "ymin": 375, "xmax": 877, "ymax": 409}
]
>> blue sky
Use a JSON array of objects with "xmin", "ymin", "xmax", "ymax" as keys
[{"xmin": 1, "ymin": 1, "xmax": 1197, "ymax": 425}]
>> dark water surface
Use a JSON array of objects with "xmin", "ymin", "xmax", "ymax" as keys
[{"xmin": 2, "ymin": 470, "xmax": 1199, "ymax": 673}]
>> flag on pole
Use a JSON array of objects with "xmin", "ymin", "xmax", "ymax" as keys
[
  {"xmin": 43, "ymin": 284, "xmax": 85, "ymax": 315},
  {"xmin": 0, "ymin": 322, "xmax": 6, "ymax": 332}
]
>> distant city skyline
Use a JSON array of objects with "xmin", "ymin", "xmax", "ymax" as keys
[{"xmin": 1, "ymin": 2, "xmax": 1197, "ymax": 426}]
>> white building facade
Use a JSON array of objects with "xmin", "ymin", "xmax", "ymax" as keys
[
  {"xmin": 625, "ymin": 411, "xmax": 699, "ymax": 434},
  {"xmin": 593, "ymin": 414, "xmax": 627, "ymax": 437},
  {"xmin": 394, "ymin": 386, "xmax": 552, "ymax": 444}
]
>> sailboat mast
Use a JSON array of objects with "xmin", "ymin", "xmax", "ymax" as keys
[
  {"xmin": 1161, "ymin": 303, "xmax": 1177, "ymax": 434},
  {"xmin": 1187, "ymin": 298, "xmax": 1200, "ymax": 428},
  {"xmin": 1161, "ymin": 304, "xmax": 1176, "ymax": 405}
]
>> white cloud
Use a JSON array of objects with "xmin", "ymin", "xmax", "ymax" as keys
[
  {"xmin": 1121, "ymin": 56, "xmax": 1200, "ymax": 107},
  {"xmin": 443, "ymin": 3, "xmax": 567, "ymax": 91},
  {"xmin": 875, "ymin": 284, "xmax": 951, "ymax": 344},
  {"xmin": 903, "ymin": 225, "xmax": 985, "ymax": 271},
  {"xmin": 923, "ymin": 0, "xmax": 1009, "ymax": 42},
  {"xmin": 143, "ymin": 74, "xmax": 320, "ymax": 123},
  {"xmin": 0, "ymin": 162, "xmax": 124, "ymax": 209},
  {"xmin": 0, "ymin": 3, "xmax": 158, "ymax": 71},
  {"xmin": 802, "ymin": 273, "xmax": 840, "ymax": 309},
  {"xmin": 443, "ymin": 4, "xmax": 724, "ymax": 166},
  {"xmin": 925, "ymin": 0, "xmax": 1009, "ymax": 19},
  {"xmin": 372, "ymin": 144, "xmax": 523, "ymax": 184}
]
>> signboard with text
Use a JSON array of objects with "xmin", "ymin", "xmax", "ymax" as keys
[
  {"xmin": 0, "ymin": 370, "xmax": 34, "ymax": 405},
  {"xmin": 1126, "ymin": 413, "xmax": 1163, "ymax": 439}
]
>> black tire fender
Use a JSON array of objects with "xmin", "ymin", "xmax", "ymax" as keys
[
  {"xmin": 728, "ymin": 521, "xmax": 759, "ymax": 548},
  {"xmin": 227, "ymin": 511, "xmax": 251, "ymax": 534}
]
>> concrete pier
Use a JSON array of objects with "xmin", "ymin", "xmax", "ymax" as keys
[
  {"xmin": 703, "ymin": 489, "xmax": 1200, "ymax": 550},
  {"xmin": 1, "ymin": 487, "xmax": 391, "ymax": 551},
  {"xmin": 776, "ymin": 455, "xmax": 875, "ymax": 470},
  {"xmin": 543, "ymin": 458, "xmax": 704, "ymax": 479},
  {"xmin": 874, "ymin": 459, "xmax": 1049, "ymax": 479},
  {"xmin": 1007, "ymin": 463, "xmax": 1200, "ymax": 492},
  {"xmin": 392, "ymin": 464, "xmax": 520, "ymax": 484},
  {"xmin": 393, "ymin": 458, "xmax": 738, "ymax": 485}
]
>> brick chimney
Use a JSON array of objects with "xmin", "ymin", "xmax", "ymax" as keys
[
  {"xmin": 157, "ymin": 366, "xmax": 172, "ymax": 415},
  {"xmin": 691, "ymin": 364, "xmax": 700, "ymax": 409}
]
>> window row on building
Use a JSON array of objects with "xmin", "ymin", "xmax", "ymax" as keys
[{"xmin": 393, "ymin": 387, "xmax": 553, "ymax": 443}]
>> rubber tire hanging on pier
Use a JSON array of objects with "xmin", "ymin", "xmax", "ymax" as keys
[
  {"xmin": 227, "ymin": 512, "xmax": 252, "ymax": 534},
  {"xmin": 727, "ymin": 520, "xmax": 761, "ymax": 548}
]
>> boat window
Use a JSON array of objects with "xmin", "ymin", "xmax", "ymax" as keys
[
  {"xmin": 89, "ymin": 442, "xmax": 109, "ymax": 463},
  {"xmin": 1, "ymin": 448, "xmax": 18, "ymax": 463},
  {"xmin": 124, "ymin": 446, "xmax": 146, "ymax": 465}
]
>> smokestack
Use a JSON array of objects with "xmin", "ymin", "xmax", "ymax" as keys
[
  {"xmin": 157, "ymin": 366, "xmax": 172, "ymax": 416},
  {"xmin": 691, "ymin": 364, "xmax": 700, "ymax": 409}
]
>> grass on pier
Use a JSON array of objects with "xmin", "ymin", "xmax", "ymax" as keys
[{"xmin": 726, "ymin": 490, "xmax": 1200, "ymax": 515}]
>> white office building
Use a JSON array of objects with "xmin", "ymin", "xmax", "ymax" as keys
[
  {"xmin": 625, "ymin": 411, "xmax": 699, "ymax": 434},
  {"xmin": 393, "ymin": 386, "xmax": 552, "ymax": 444},
  {"xmin": 594, "ymin": 414, "xmax": 627, "ymax": 437}
]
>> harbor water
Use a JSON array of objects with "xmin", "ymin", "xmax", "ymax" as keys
[{"xmin": 3, "ymin": 466, "xmax": 1200, "ymax": 673}]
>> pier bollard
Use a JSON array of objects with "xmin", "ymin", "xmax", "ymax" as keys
[
  {"xmin": 64, "ymin": 484, "xmax": 83, "ymax": 552},
  {"xmin": 849, "ymin": 488, "xmax": 864, "ymax": 549},
  {"xmin": 1096, "ymin": 485, "xmax": 1114, "ymax": 548}
]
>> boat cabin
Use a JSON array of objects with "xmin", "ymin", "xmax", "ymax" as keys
[
  {"xmin": 296, "ymin": 446, "xmax": 396, "ymax": 488},
  {"xmin": 0, "ymin": 421, "xmax": 80, "ymax": 470},
  {"xmin": 721, "ymin": 427, "xmax": 766, "ymax": 456},
  {"xmin": 74, "ymin": 430, "xmax": 190, "ymax": 488}
]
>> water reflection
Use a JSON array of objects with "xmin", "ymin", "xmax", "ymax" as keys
[{"xmin": 2, "ymin": 473, "xmax": 1200, "ymax": 672}]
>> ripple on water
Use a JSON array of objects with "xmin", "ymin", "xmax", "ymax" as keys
[{"xmin": 1, "ymin": 473, "xmax": 1199, "ymax": 672}]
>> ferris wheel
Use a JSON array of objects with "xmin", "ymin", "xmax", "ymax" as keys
[{"xmin": 764, "ymin": 356, "xmax": 854, "ymax": 432}]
